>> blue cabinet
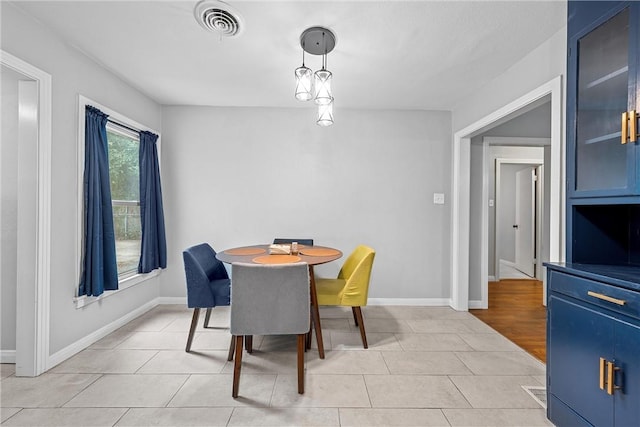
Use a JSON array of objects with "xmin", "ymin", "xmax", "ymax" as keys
[
  {"xmin": 567, "ymin": 1, "xmax": 640, "ymax": 198},
  {"xmin": 546, "ymin": 266, "xmax": 640, "ymax": 427},
  {"xmin": 565, "ymin": 0, "xmax": 640, "ymax": 266},
  {"xmin": 548, "ymin": 3, "xmax": 640, "ymax": 426}
]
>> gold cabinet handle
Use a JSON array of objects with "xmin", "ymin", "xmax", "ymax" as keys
[
  {"xmin": 622, "ymin": 111, "xmax": 628, "ymax": 144},
  {"xmin": 630, "ymin": 110, "xmax": 637, "ymax": 143},
  {"xmin": 587, "ymin": 291, "xmax": 626, "ymax": 306},
  {"xmin": 599, "ymin": 357, "xmax": 606, "ymax": 390},
  {"xmin": 606, "ymin": 360, "xmax": 621, "ymax": 395}
]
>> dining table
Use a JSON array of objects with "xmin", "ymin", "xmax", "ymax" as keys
[{"xmin": 216, "ymin": 244, "xmax": 343, "ymax": 359}]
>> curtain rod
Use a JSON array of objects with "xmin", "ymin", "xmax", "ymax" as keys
[{"xmin": 106, "ymin": 118, "xmax": 140, "ymax": 135}]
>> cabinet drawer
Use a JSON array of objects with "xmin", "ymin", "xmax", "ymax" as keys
[{"xmin": 549, "ymin": 270, "xmax": 640, "ymax": 321}]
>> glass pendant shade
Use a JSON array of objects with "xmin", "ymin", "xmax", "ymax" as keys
[
  {"xmin": 314, "ymin": 69, "xmax": 333, "ymax": 105},
  {"xmin": 317, "ymin": 99, "xmax": 334, "ymax": 127},
  {"xmin": 294, "ymin": 65, "xmax": 313, "ymax": 101}
]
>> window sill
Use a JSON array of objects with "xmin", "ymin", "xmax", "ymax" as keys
[{"xmin": 74, "ymin": 269, "xmax": 161, "ymax": 309}]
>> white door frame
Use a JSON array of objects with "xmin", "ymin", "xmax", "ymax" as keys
[
  {"xmin": 1, "ymin": 50, "xmax": 52, "ymax": 376},
  {"xmin": 451, "ymin": 76, "xmax": 565, "ymax": 311},
  {"xmin": 495, "ymin": 158, "xmax": 543, "ymax": 281}
]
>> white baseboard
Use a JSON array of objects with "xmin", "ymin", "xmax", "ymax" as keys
[
  {"xmin": 468, "ymin": 300, "xmax": 487, "ymax": 309},
  {"xmin": 368, "ymin": 298, "xmax": 452, "ymax": 307},
  {"xmin": 47, "ymin": 298, "xmax": 159, "ymax": 369},
  {"xmin": 156, "ymin": 297, "xmax": 187, "ymax": 305},
  {"xmin": 488, "ymin": 275, "xmax": 496, "ymax": 282},
  {"xmin": 500, "ymin": 259, "xmax": 517, "ymax": 268},
  {"xmin": 1, "ymin": 350, "xmax": 16, "ymax": 364}
]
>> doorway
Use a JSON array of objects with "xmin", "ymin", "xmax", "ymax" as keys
[
  {"xmin": 451, "ymin": 76, "xmax": 564, "ymax": 311},
  {"xmin": 495, "ymin": 158, "xmax": 544, "ymax": 281},
  {"xmin": 0, "ymin": 51, "xmax": 52, "ymax": 376}
]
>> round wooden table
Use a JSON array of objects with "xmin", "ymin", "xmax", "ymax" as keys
[{"xmin": 216, "ymin": 244, "xmax": 342, "ymax": 359}]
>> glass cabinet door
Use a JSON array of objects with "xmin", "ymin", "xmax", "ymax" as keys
[{"xmin": 575, "ymin": 7, "xmax": 634, "ymax": 193}]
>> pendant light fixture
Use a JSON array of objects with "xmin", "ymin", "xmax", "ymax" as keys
[
  {"xmin": 317, "ymin": 100, "xmax": 334, "ymax": 127},
  {"xmin": 295, "ymin": 26, "xmax": 336, "ymax": 126},
  {"xmin": 294, "ymin": 44, "xmax": 313, "ymax": 101}
]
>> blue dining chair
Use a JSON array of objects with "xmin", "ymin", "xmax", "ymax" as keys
[{"xmin": 182, "ymin": 243, "xmax": 231, "ymax": 352}]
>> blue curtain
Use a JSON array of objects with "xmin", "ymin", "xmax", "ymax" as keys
[
  {"xmin": 79, "ymin": 106, "xmax": 118, "ymax": 297},
  {"xmin": 138, "ymin": 131, "xmax": 167, "ymax": 273}
]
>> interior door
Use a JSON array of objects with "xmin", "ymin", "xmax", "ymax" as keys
[{"xmin": 514, "ymin": 167, "xmax": 535, "ymax": 277}]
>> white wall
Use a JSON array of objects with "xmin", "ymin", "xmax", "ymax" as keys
[
  {"xmin": 1, "ymin": 3, "xmax": 162, "ymax": 357},
  {"xmin": 454, "ymin": 21, "xmax": 566, "ymax": 307},
  {"xmin": 161, "ymin": 106, "xmax": 453, "ymax": 302},
  {"xmin": 1, "ymin": 67, "xmax": 22, "ymax": 356},
  {"xmin": 452, "ymin": 26, "xmax": 567, "ymax": 133}
]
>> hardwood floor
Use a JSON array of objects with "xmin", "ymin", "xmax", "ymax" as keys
[{"xmin": 470, "ymin": 279, "xmax": 547, "ymax": 363}]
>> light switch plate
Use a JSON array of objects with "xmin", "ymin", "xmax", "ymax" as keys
[{"xmin": 433, "ymin": 193, "xmax": 445, "ymax": 205}]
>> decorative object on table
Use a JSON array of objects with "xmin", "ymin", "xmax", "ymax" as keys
[
  {"xmin": 269, "ymin": 243, "xmax": 291, "ymax": 255},
  {"xmin": 294, "ymin": 26, "xmax": 336, "ymax": 126},
  {"xmin": 230, "ymin": 262, "xmax": 310, "ymax": 397},
  {"xmin": 182, "ymin": 243, "xmax": 231, "ymax": 353},
  {"xmin": 315, "ymin": 244, "xmax": 376, "ymax": 348}
]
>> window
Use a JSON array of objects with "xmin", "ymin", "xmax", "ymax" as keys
[
  {"xmin": 76, "ymin": 95, "xmax": 164, "ymax": 304},
  {"xmin": 106, "ymin": 123, "xmax": 141, "ymax": 278}
]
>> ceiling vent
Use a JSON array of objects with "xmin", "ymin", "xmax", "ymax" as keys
[{"xmin": 194, "ymin": 0, "xmax": 243, "ymax": 38}]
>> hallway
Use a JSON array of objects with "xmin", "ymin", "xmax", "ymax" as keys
[{"xmin": 470, "ymin": 279, "xmax": 546, "ymax": 363}]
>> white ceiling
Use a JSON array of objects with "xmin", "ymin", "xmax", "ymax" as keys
[{"xmin": 11, "ymin": 0, "xmax": 566, "ymax": 111}]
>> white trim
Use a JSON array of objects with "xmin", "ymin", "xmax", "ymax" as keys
[
  {"xmin": 74, "ymin": 269, "xmax": 161, "ymax": 308},
  {"xmin": 488, "ymin": 275, "xmax": 496, "ymax": 282},
  {"xmin": 501, "ymin": 259, "xmax": 518, "ymax": 268},
  {"xmin": 75, "ymin": 95, "xmax": 161, "ymax": 299},
  {"xmin": 468, "ymin": 300, "xmax": 484, "ymax": 309},
  {"xmin": 48, "ymin": 299, "xmax": 158, "ymax": 369},
  {"xmin": 1, "ymin": 351, "xmax": 16, "ymax": 364},
  {"xmin": 1, "ymin": 50, "xmax": 52, "ymax": 377},
  {"xmin": 451, "ymin": 76, "xmax": 564, "ymax": 312},
  {"xmin": 157, "ymin": 297, "xmax": 188, "ymax": 305},
  {"xmin": 483, "ymin": 137, "xmax": 551, "ymax": 147},
  {"xmin": 480, "ymin": 142, "xmax": 489, "ymax": 309},
  {"xmin": 367, "ymin": 298, "xmax": 451, "ymax": 306}
]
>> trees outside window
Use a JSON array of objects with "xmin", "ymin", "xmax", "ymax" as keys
[{"xmin": 107, "ymin": 124, "xmax": 140, "ymax": 277}]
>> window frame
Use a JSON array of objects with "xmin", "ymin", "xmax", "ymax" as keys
[{"xmin": 75, "ymin": 95, "xmax": 161, "ymax": 308}]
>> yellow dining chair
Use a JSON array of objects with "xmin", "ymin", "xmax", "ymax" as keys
[{"xmin": 315, "ymin": 245, "xmax": 376, "ymax": 348}]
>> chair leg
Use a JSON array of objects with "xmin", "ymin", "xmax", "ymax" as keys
[
  {"xmin": 297, "ymin": 334, "xmax": 305, "ymax": 394},
  {"xmin": 245, "ymin": 335, "xmax": 253, "ymax": 353},
  {"xmin": 232, "ymin": 335, "xmax": 243, "ymax": 398},
  {"xmin": 352, "ymin": 307, "xmax": 359, "ymax": 326},
  {"xmin": 186, "ymin": 308, "xmax": 200, "ymax": 352},
  {"xmin": 353, "ymin": 307, "xmax": 368, "ymax": 349},
  {"xmin": 227, "ymin": 335, "xmax": 235, "ymax": 361},
  {"xmin": 306, "ymin": 319, "xmax": 313, "ymax": 350},
  {"xmin": 203, "ymin": 308, "xmax": 212, "ymax": 328}
]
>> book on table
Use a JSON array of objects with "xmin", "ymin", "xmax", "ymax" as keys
[{"xmin": 269, "ymin": 244, "xmax": 291, "ymax": 255}]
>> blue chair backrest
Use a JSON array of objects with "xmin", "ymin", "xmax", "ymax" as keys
[{"xmin": 183, "ymin": 243, "xmax": 229, "ymax": 308}]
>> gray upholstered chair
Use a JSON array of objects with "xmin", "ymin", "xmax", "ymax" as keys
[{"xmin": 230, "ymin": 262, "xmax": 310, "ymax": 397}]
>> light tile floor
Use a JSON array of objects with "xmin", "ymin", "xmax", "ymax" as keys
[{"xmin": 0, "ymin": 305, "xmax": 553, "ymax": 426}]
